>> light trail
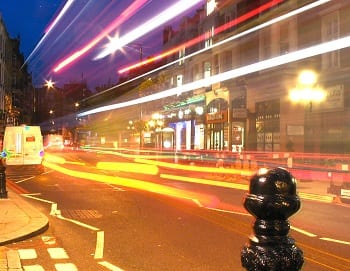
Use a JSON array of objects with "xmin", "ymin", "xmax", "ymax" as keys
[
  {"xmin": 118, "ymin": 0, "xmax": 284, "ymax": 74},
  {"xmin": 22, "ymin": 0, "xmax": 76, "ymax": 68},
  {"xmin": 96, "ymin": 161, "xmax": 159, "ymax": 175},
  {"xmin": 83, "ymin": 0, "xmax": 329, "ymax": 103},
  {"xmin": 53, "ymin": 0, "xmax": 148, "ymax": 72},
  {"xmin": 94, "ymin": 0, "xmax": 203, "ymax": 60},
  {"xmin": 43, "ymin": 160, "xmax": 218, "ymax": 207},
  {"xmin": 77, "ymin": 33, "xmax": 349, "ymax": 117}
]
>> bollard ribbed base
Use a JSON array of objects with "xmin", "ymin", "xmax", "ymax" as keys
[{"xmin": 241, "ymin": 244, "xmax": 304, "ymax": 271}]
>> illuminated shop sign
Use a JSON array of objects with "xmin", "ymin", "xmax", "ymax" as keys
[{"xmin": 206, "ymin": 110, "xmax": 228, "ymax": 123}]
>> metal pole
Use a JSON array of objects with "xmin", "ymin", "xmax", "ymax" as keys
[
  {"xmin": 0, "ymin": 159, "xmax": 7, "ymax": 198},
  {"xmin": 241, "ymin": 167, "xmax": 303, "ymax": 270}
]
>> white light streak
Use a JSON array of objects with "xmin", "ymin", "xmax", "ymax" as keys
[
  {"xmin": 94, "ymin": 0, "xmax": 202, "ymax": 60},
  {"xmin": 22, "ymin": 0, "xmax": 76, "ymax": 67},
  {"xmin": 85, "ymin": 0, "xmax": 330, "ymax": 102},
  {"xmin": 78, "ymin": 35, "xmax": 350, "ymax": 117}
]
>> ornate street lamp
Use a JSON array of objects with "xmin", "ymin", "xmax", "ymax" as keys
[{"xmin": 289, "ymin": 70, "xmax": 325, "ymax": 111}]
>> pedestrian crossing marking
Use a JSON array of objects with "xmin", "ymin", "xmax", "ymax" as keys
[
  {"xmin": 23, "ymin": 264, "xmax": 45, "ymax": 271},
  {"xmin": 42, "ymin": 235, "xmax": 57, "ymax": 245},
  {"xmin": 18, "ymin": 249, "xmax": 37, "ymax": 259},
  {"xmin": 55, "ymin": 263, "xmax": 79, "ymax": 271},
  {"xmin": 47, "ymin": 248, "xmax": 69, "ymax": 259}
]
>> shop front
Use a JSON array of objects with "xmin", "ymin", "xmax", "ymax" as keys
[{"xmin": 206, "ymin": 98, "xmax": 229, "ymax": 150}]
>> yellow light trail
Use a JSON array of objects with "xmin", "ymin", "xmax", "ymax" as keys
[
  {"xmin": 135, "ymin": 157, "xmax": 254, "ymax": 176},
  {"xmin": 160, "ymin": 174, "xmax": 249, "ymax": 191},
  {"xmin": 43, "ymin": 160, "xmax": 217, "ymax": 207},
  {"xmin": 96, "ymin": 161, "xmax": 159, "ymax": 175}
]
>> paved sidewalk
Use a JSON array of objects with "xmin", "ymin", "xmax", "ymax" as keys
[{"xmin": 0, "ymin": 188, "xmax": 49, "ymax": 270}]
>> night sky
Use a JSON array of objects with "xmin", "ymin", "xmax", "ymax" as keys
[
  {"xmin": 0, "ymin": 0, "xmax": 63, "ymax": 57},
  {"xmin": 0, "ymin": 1, "xmax": 204, "ymax": 90}
]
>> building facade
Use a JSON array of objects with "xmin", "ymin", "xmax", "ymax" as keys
[{"xmin": 156, "ymin": 0, "xmax": 350, "ymax": 154}]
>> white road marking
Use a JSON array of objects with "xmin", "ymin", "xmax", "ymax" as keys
[
  {"xmin": 55, "ymin": 213, "xmax": 100, "ymax": 231},
  {"xmin": 47, "ymin": 247, "xmax": 69, "ymax": 259},
  {"xmin": 320, "ymin": 237, "xmax": 350, "ymax": 245},
  {"xmin": 290, "ymin": 226, "xmax": 318, "ymax": 237},
  {"xmin": 15, "ymin": 176, "xmax": 35, "ymax": 183},
  {"xmin": 205, "ymin": 206, "xmax": 250, "ymax": 216},
  {"xmin": 18, "ymin": 249, "xmax": 37, "ymax": 259},
  {"xmin": 22, "ymin": 193, "xmax": 56, "ymax": 204},
  {"xmin": 94, "ymin": 231, "xmax": 105, "ymax": 259},
  {"xmin": 98, "ymin": 261, "xmax": 125, "ymax": 271},
  {"xmin": 23, "ymin": 265, "xmax": 45, "ymax": 271},
  {"xmin": 55, "ymin": 263, "xmax": 78, "ymax": 271},
  {"xmin": 192, "ymin": 198, "xmax": 203, "ymax": 207},
  {"xmin": 42, "ymin": 236, "xmax": 57, "ymax": 245},
  {"xmin": 50, "ymin": 203, "xmax": 59, "ymax": 215}
]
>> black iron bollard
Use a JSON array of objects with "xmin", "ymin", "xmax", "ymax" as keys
[
  {"xmin": 241, "ymin": 167, "xmax": 303, "ymax": 271},
  {"xmin": 0, "ymin": 159, "xmax": 7, "ymax": 198}
]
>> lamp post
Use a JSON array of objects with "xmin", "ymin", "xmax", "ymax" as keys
[
  {"xmin": 289, "ymin": 70, "xmax": 325, "ymax": 153},
  {"xmin": 289, "ymin": 70, "xmax": 325, "ymax": 112}
]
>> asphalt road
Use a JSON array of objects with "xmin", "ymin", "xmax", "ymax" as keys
[{"xmin": 4, "ymin": 150, "xmax": 350, "ymax": 271}]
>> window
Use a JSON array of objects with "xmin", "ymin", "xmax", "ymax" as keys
[
  {"xmin": 322, "ymin": 11, "xmax": 340, "ymax": 69},
  {"xmin": 280, "ymin": 22, "xmax": 289, "ymax": 54},
  {"xmin": 179, "ymin": 47, "xmax": 185, "ymax": 65},
  {"xmin": 260, "ymin": 28, "xmax": 271, "ymax": 60},
  {"xmin": 203, "ymin": 61, "xmax": 211, "ymax": 78}
]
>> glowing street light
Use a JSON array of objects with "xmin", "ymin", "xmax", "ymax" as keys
[
  {"xmin": 45, "ymin": 79, "xmax": 55, "ymax": 90},
  {"xmin": 289, "ymin": 70, "xmax": 325, "ymax": 111}
]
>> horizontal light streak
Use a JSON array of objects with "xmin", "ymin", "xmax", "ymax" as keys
[
  {"xmin": 78, "ymin": 33, "xmax": 349, "ymax": 117},
  {"xmin": 96, "ymin": 161, "xmax": 159, "ymax": 175},
  {"xmin": 53, "ymin": 0, "xmax": 148, "ymax": 72},
  {"xmin": 44, "ymin": 153, "xmax": 67, "ymax": 164},
  {"xmin": 298, "ymin": 192, "xmax": 334, "ymax": 203},
  {"xmin": 82, "ymin": 0, "xmax": 329, "ymax": 104},
  {"xmin": 135, "ymin": 157, "xmax": 253, "ymax": 176},
  {"xmin": 43, "ymin": 160, "xmax": 216, "ymax": 206},
  {"xmin": 94, "ymin": 0, "xmax": 203, "ymax": 60},
  {"xmin": 117, "ymin": 0, "xmax": 329, "ymax": 76},
  {"xmin": 118, "ymin": 0, "xmax": 284, "ymax": 74},
  {"xmin": 161, "ymin": 173, "xmax": 249, "ymax": 190}
]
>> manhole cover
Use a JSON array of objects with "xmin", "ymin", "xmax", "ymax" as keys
[{"xmin": 61, "ymin": 209, "xmax": 102, "ymax": 219}]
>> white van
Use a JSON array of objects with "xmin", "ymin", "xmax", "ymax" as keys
[{"xmin": 2, "ymin": 125, "xmax": 44, "ymax": 165}]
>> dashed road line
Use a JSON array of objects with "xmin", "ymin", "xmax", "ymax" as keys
[{"xmin": 98, "ymin": 261, "xmax": 125, "ymax": 271}]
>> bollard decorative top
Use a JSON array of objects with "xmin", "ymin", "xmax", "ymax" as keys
[
  {"xmin": 241, "ymin": 167, "xmax": 304, "ymax": 271},
  {"xmin": 244, "ymin": 167, "xmax": 300, "ymax": 220},
  {"xmin": 249, "ymin": 167, "xmax": 297, "ymax": 195}
]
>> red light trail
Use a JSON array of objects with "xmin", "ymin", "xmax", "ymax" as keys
[
  {"xmin": 53, "ymin": 0, "xmax": 148, "ymax": 73},
  {"xmin": 118, "ymin": 0, "xmax": 283, "ymax": 74}
]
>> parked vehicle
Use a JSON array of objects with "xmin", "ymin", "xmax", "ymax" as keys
[
  {"xmin": 43, "ymin": 134, "xmax": 64, "ymax": 151},
  {"xmin": 1, "ymin": 125, "xmax": 44, "ymax": 165}
]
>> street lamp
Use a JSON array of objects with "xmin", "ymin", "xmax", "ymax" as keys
[
  {"xmin": 45, "ymin": 79, "xmax": 55, "ymax": 89},
  {"xmin": 289, "ymin": 70, "xmax": 325, "ymax": 111}
]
